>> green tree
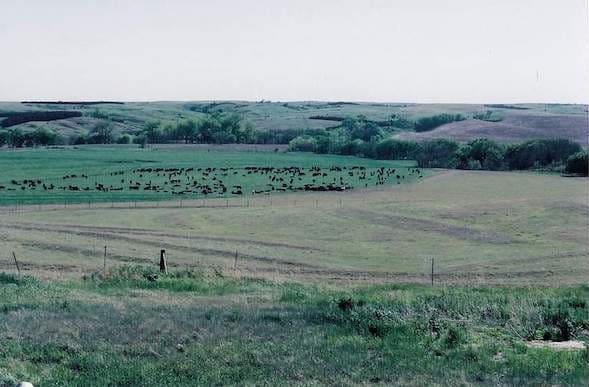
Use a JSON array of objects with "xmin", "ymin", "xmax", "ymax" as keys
[
  {"xmin": 375, "ymin": 139, "xmax": 419, "ymax": 160},
  {"xmin": 0, "ymin": 131, "xmax": 8, "ymax": 146},
  {"xmin": 91, "ymin": 120, "xmax": 114, "ymax": 144},
  {"xmin": 175, "ymin": 119, "xmax": 198, "ymax": 143},
  {"xmin": 116, "ymin": 134, "xmax": 131, "ymax": 144},
  {"xmin": 197, "ymin": 116, "xmax": 220, "ymax": 143},
  {"xmin": 143, "ymin": 120, "xmax": 163, "ymax": 143},
  {"xmin": 415, "ymin": 139, "xmax": 459, "ymax": 168},
  {"xmin": 466, "ymin": 139, "xmax": 505, "ymax": 170},
  {"xmin": 32, "ymin": 127, "xmax": 57, "ymax": 146}
]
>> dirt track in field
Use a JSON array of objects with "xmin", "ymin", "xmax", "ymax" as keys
[
  {"xmin": 338, "ymin": 208, "xmax": 515, "ymax": 244},
  {"xmin": 1, "ymin": 222, "xmax": 320, "ymax": 252},
  {"xmin": 2, "ymin": 170, "xmax": 587, "ymax": 285}
]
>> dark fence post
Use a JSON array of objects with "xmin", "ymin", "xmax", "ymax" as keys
[
  {"xmin": 160, "ymin": 249, "xmax": 168, "ymax": 274},
  {"xmin": 12, "ymin": 252, "xmax": 21, "ymax": 275}
]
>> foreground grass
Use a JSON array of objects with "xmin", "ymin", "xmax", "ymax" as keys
[{"xmin": 0, "ymin": 267, "xmax": 587, "ymax": 386}]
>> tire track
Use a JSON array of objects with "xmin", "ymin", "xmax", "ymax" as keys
[{"xmin": 2, "ymin": 222, "xmax": 320, "ymax": 252}]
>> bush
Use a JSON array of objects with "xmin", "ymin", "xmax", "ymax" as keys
[
  {"xmin": 565, "ymin": 151, "xmax": 588, "ymax": 176},
  {"xmin": 32, "ymin": 127, "xmax": 57, "ymax": 146},
  {"xmin": 461, "ymin": 139, "xmax": 505, "ymax": 170},
  {"xmin": 116, "ymin": 134, "xmax": 131, "ymax": 144},
  {"xmin": 414, "ymin": 114, "xmax": 465, "ymax": 132}
]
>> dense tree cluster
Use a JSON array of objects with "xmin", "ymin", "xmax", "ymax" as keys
[
  {"xmin": 0, "ymin": 127, "xmax": 58, "ymax": 147},
  {"xmin": 132, "ymin": 113, "xmax": 257, "ymax": 145},
  {"xmin": 288, "ymin": 130, "xmax": 584, "ymax": 173},
  {"xmin": 0, "ymin": 111, "xmax": 82, "ymax": 128},
  {"xmin": 414, "ymin": 114, "xmax": 465, "ymax": 132},
  {"xmin": 1, "ymin": 110, "xmax": 585, "ymax": 176}
]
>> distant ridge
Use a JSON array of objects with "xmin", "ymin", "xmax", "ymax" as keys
[{"xmin": 21, "ymin": 101, "xmax": 124, "ymax": 105}]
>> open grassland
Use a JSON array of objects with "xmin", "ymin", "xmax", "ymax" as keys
[
  {"xmin": 0, "ymin": 146, "xmax": 419, "ymax": 205},
  {"xmin": 394, "ymin": 111, "xmax": 588, "ymax": 145},
  {"xmin": 0, "ymin": 270, "xmax": 587, "ymax": 386},
  {"xmin": 2, "ymin": 101, "xmax": 587, "ymax": 144},
  {"xmin": 2, "ymin": 169, "xmax": 587, "ymax": 285},
  {"xmin": 1, "ymin": 156, "xmax": 588, "ymax": 385}
]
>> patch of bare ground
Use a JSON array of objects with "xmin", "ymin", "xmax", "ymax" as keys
[{"xmin": 526, "ymin": 341, "xmax": 587, "ymax": 350}]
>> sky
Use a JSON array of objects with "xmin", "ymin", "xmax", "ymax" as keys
[{"xmin": 0, "ymin": 0, "xmax": 588, "ymax": 103}]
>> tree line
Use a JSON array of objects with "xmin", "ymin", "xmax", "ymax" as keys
[
  {"xmin": 287, "ymin": 117, "xmax": 587, "ymax": 175},
  {"xmin": 1, "ymin": 112, "xmax": 586, "ymax": 176}
]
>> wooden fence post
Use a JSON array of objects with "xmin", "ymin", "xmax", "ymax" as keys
[
  {"xmin": 233, "ymin": 250, "xmax": 238, "ymax": 270},
  {"xmin": 12, "ymin": 252, "xmax": 21, "ymax": 275},
  {"xmin": 431, "ymin": 257, "xmax": 435, "ymax": 286},
  {"xmin": 103, "ymin": 245, "xmax": 107, "ymax": 274},
  {"xmin": 160, "ymin": 249, "xmax": 168, "ymax": 274}
]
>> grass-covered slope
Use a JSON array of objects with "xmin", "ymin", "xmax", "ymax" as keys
[{"xmin": 1, "ymin": 101, "xmax": 587, "ymax": 144}]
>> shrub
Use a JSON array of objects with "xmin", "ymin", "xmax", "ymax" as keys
[
  {"xmin": 565, "ymin": 151, "xmax": 588, "ymax": 176},
  {"xmin": 116, "ymin": 134, "xmax": 131, "ymax": 144},
  {"xmin": 463, "ymin": 139, "xmax": 505, "ymax": 170},
  {"xmin": 414, "ymin": 114, "xmax": 465, "ymax": 132}
]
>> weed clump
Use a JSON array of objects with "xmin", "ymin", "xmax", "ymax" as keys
[{"xmin": 0, "ymin": 272, "xmax": 38, "ymax": 286}]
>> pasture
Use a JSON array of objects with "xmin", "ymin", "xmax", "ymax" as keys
[
  {"xmin": 1, "ymin": 148, "xmax": 587, "ymax": 385},
  {"xmin": 2, "ymin": 168, "xmax": 587, "ymax": 285},
  {"xmin": 0, "ymin": 146, "xmax": 419, "ymax": 205}
]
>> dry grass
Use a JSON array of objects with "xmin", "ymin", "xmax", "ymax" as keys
[
  {"xmin": 1, "ymin": 170, "xmax": 587, "ymax": 285},
  {"xmin": 395, "ymin": 112, "xmax": 588, "ymax": 145}
]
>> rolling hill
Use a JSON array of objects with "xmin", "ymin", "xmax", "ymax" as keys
[{"xmin": 0, "ymin": 101, "xmax": 587, "ymax": 145}]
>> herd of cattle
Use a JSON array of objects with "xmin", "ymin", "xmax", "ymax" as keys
[{"xmin": 0, "ymin": 165, "xmax": 423, "ymax": 197}]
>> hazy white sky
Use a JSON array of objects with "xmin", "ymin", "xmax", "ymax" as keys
[{"xmin": 1, "ymin": 0, "xmax": 587, "ymax": 103}]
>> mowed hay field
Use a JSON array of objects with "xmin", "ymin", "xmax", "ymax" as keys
[{"xmin": 2, "ymin": 167, "xmax": 587, "ymax": 285}]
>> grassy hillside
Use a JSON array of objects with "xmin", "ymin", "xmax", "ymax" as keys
[{"xmin": 1, "ymin": 101, "xmax": 587, "ymax": 145}]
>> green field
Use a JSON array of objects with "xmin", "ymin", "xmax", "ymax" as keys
[
  {"xmin": 0, "ymin": 270, "xmax": 587, "ymax": 386},
  {"xmin": 2, "ymin": 169, "xmax": 587, "ymax": 285},
  {"xmin": 1, "ymin": 147, "xmax": 587, "ymax": 385},
  {"xmin": 0, "ymin": 146, "xmax": 419, "ymax": 205}
]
